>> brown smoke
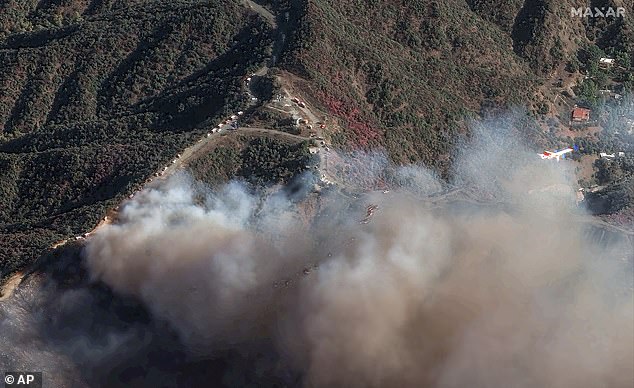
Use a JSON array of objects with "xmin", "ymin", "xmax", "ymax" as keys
[{"xmin": 81, "ymin": 126, "xmax": 633, "ymax": 387}]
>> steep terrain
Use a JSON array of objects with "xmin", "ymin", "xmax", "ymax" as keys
[
  {"xmin": 284, "ymin": 0, "xmax": 537, "ymax": 167},
  {"xmin": 0, "ymin": 0, "xmax": 274, "ymax": 279},
  {"xmin": 0, "ymin": 1, "xmax": 633, "ymax": 386},
  {"xmin": 279, "ymin": 0, "xmax": 632, "ymax": 165},
  {"xmin": 1, "ymin": 0, "xmax": 633, "ymax": 281}
]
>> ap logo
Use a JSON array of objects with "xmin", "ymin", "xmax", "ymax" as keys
[{"xmin": 4, "ymin": 372, "xmax": 42, "ymax": 388}]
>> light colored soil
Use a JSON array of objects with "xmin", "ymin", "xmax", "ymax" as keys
[
  {"xmin": 0, "ymin": 272, "xmax": 24, "ymax": 301},
  {"xmin": 577, "ymin": 154, "xmax": 597, "ymax": 184}
]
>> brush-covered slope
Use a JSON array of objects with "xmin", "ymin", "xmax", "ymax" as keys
[
  {"xmin": 1, "ymin": 0, "xmax": 633, "ymax": 281},
  {"xmin": 0, "ymin": 0, "xmax": 274, "ymax": 279},
  {"xmin": 280, "ymin": 0, "xmax": 632, "ymax": 166}
]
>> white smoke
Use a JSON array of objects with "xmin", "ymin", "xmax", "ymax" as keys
[
  {"xmin": 1, "ymin": 122, "xmax": 632, "ymax": 387},
  {"xmin": 79, "ymin": 125, "xmax": 634, "ymax": 387}
]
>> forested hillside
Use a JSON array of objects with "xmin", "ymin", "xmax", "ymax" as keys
[
  {"xmin": 1, "ymin": 0, "xmax": 633, "ymax": 281},
  {"xmin": 281, "ymin": 0, "xmax": 536, "ymax": 168},
  {"xmin": 279, "ymin": 0, "xmax": 633, "ymax": 167},
  {"xmin": 0, "ymin": 0, "xmax": 274, "ymax": 279},
  {"xmin": 189, "ymin": 134, "xmax": 311, "ymax": 186}
]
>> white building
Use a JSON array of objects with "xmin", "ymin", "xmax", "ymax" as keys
[{"xmin": 599, "ymin": 57, "xmax": 615, "ymax": 68}]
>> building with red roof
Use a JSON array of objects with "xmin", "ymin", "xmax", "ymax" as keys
[{"xmin": 571, "ymin": 107, "xmax": 590, "ymax": 122}]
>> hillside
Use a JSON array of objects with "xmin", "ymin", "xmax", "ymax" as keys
[
  {"xmin": 283, "ymin": 0, "xmax": 536, "ymax": 168},
  {"xmin": 0, "ymin": 1, "xmax": 633, "ymax": 386},
  {"xmin": 0, "ymin": 0, "xmax": 274, "ymax": 279},
  {"xmin": 1, "ymin": 0, "xmax": 633, "ymax": 280},
  {"xmin": 279, "ymin": 0, "xmax": 632, "ymax": 166}
]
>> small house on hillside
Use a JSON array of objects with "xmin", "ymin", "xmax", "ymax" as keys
[{"xmin": 571, "ymin": 107, "xmax": 590, "ymax": 122}]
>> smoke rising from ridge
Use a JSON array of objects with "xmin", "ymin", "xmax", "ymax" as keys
[
  {"xmin": 83, "ymin": 124, "xmax": 633, "ymax": 387},
  {"xmin": 1, "ymin": 122, "xmax": 633, "ymax": 387}
]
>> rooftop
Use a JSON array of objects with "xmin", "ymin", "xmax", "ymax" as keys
[{"xmin": 571, "ymin": 107, "xmax": 590, "ymax": 121}]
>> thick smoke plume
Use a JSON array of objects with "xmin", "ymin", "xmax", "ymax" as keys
[
  {"xmin": 2, "ymin": 122, "xmax": 633, "ymax": 387},
  {"xmin": 83, "ymin": 124, "xmax": 633, "ymax": 387}
]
